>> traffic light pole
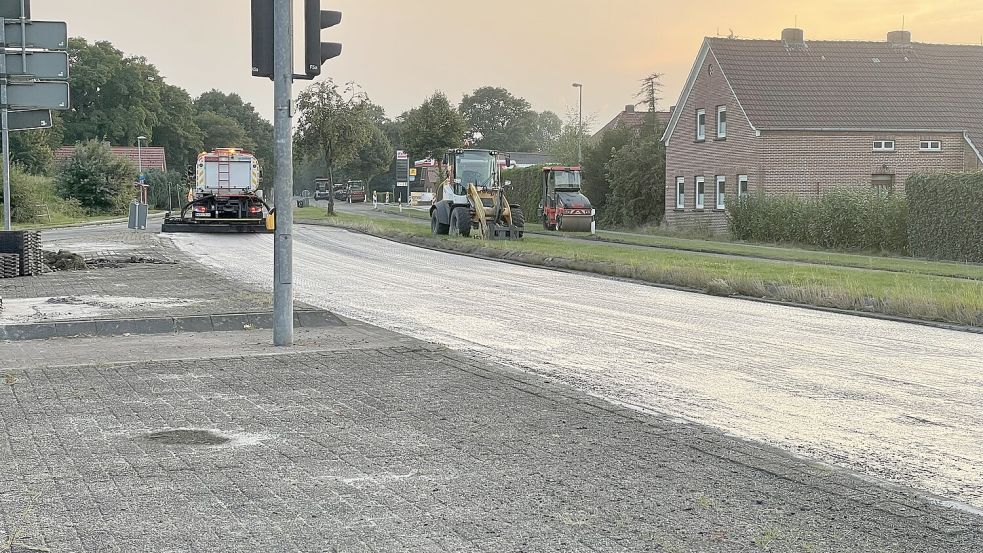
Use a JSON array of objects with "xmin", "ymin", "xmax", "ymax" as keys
[{"xmin": 272, "ymin": 0, "xmax": 294, "ymax": 346}]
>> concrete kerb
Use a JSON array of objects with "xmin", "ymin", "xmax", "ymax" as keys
[{"xmin": 0, "ymin": 309, "xmax": 345, "ymax": 342}]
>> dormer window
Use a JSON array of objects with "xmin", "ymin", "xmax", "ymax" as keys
[
  {"xmin": 872, "ymin": 140, "xmax": 895, "ymax": 152},
  {"xmin": 696, "ymin": 109, "xmax": 706, "ymax": 141},
  {"xmin": 716, "ymin": 106, "xmax": 727, "ymax": 138}
]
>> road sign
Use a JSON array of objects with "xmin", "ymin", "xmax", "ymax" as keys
[
  {"xmin": 0, "ymin": 0, "xmax": 30, "ymax": 19},
  {"xmin": 7, "ymin": 109, "xmax": 50, "ymax": 130},
  {"xmin": 4, "ymin": 52, "xmax": 69, "ymax": 79},
  {"xmin": 6, "ymin": 81, "xmax": 69, "ymax": 110},
  {"xmin": 3, "ymin": 21, "xmax": 67, "ymax": 50}
]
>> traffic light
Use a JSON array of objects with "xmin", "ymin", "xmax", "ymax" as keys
[
  {"xmin": 304, "ymin": 0, "xmax": 342, "ymax": 79},
  {"xmin": 251, "ymin": 0, "xmax": 274, "ymax": 79}
]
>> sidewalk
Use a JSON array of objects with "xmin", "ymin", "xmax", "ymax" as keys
[{"xmin": 1, "ymin": 226, "xmax": 980, "ymax": 551}]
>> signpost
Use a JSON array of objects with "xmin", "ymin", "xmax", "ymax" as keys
[
  {"xmin": 395, "ymin": 150, "xmax": 409, "ymax": 204},
  {"xmin": 1, "ymin": 1, "xmax": 70, "ymax": 230}
]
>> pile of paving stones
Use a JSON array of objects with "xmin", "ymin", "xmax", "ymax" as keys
[{"xmin": 0, "ymin": 230, "xmax": 43, "ymax": 278}]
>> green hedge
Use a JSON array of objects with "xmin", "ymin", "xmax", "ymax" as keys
[
  {"xmin": 501, "ymin": 166, "xmax": 543, "ymax": 223},
  {"xmin": 906, "ymin": 172, "xmax": 983, "ymax": 262},
  {"xmin": 728, "ymin": 188, "xmax": 908, "ymax": 253}
]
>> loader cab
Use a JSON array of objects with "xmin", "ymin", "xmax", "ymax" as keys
[{"xmin": 446, "ymin": 149, "xmax": 499, "ymax": 196}]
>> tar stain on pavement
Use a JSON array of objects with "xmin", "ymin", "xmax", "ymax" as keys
[{"xmin": 143, "ymin": 429, "xmax": 230, "ymax": 446}]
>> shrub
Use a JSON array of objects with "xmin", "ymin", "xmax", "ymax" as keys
[
  {"xmin": 728, "ymin": 188, "xmax": 908, "ymax": 253},
  {"xmin": 906, "ymin": 172, "xmax": 983, "ymax": 262},
  {"xmin": 501, "ymin": 165, "xmax": 544, "ymax": 224},
  {"xmin": 0, "ymin": 166, "xmax": 84, "ymax": 223},
  {"xmin": 145, "ymin": 169, "xmax": 187, "ymax": 211},
  {"xmin": 55, "ymin": 140, "xmax": 136, "ymax": 213}
]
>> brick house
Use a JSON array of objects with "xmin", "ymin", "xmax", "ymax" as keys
[
  {"xmin": 592, "ymin": 105, "xmax": 672, "ymax": 143},
  {"xmin": 661, "ymin": 28, "xmax": 983, "ymax": 232}
]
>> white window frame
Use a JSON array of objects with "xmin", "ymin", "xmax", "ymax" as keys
[
  {"xmin": 919, "ymin": 140, "xmax": 941, "ymax": 151},
  {"xmin": 695, "ymin": 176, "xmax": 705, "ymax": 209},
  {"xmin": 872, "ymin": 140, "xmax": 896, "ymax": 152},
  {"xmin": 675, "ymin": 177, "xmax": 685, "ymax": 209},
  {"xmin": 738, "ymin": 174, "xmax": 749, "ymax": 198},
  {"xmin": 716, "ymin": 105, "xmax": 727, "ymax": 138},
  {"xmin": 715, "ymin": 176, "xmax": 726, "ymax": 209},
  {"xmin": 696, "ymin": 109, "xmax": 706, "ymax": 141}
]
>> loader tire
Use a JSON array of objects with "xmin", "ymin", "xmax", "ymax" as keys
[
  {"xmin": 450, "ymin": 207, "xmax": 471, "ymax": 237},
  {"xmin": 510, "ymin": 207, "xmax": 525, "ymax": 238},
  {"xmin": 431, "ymin": 213, "xmax": 449, "ymax": 236}
]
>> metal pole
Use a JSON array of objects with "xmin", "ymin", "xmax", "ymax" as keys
[
  {"xmin": 578, "ymin": 85, "xmax": 583, "ymax": 164},
  {"xmin": 1, "ymin": 18, "xmax": 9, "ymax": 231},
  {"xmin": 272, "ymin": 0, "xmax": 294, "ymax": 346}
]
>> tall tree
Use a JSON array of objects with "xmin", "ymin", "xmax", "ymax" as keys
[
  {"xmin": 195, "ymin": 112, "xmax": 254, "ymax": 153},
  {"xmin": 345, "ymin": 125, "xmax": 394, "ymax": 187},
  {"xmin": 402, "ymin": 92, "xmax": 466, "ymax": 161},
  {"xmin": 459, "ymin": 86, "xmax": 538, "ymax": 151},
  {"xmin": 534, "ymin": 111, "xmax": 563, "ymax": 153},
  {"xmin": 194, "ymin": 90, "xmax": 274, "ymax": 166},
  {"xmin": 63, "ymin": 38, "xmax": 164, "ymax": 146},
  {"xmin": 155, "ymin": 84, "xmax": 203, "ymax": 171},
  {"xmin": 294, "ymin": 80, "xmax": 373, "ymax": 214}
]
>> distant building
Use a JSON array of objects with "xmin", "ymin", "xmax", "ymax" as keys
[
  {"xmin": 592, "ymin": 105, "xmax": 672, "ymax": 143},
  {"xmin": 661, "ymin": 28, "xmax": 983, "ymax": 232},
  {"xmin": 54, "ymin": 144, "xmax": 168, "ymax": 172}
]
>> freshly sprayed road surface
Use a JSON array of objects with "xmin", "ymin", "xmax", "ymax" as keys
[{"xmin": 172, "ymin": 226, "xmax": 983, "ymax": 511}]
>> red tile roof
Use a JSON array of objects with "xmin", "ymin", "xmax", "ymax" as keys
[
  {"xmin": 54, "ymin": 145, "xmax": 167, "ymax": 172},
  {"xmin": 704, "ymin": 37, "xmax": 983, "ymax": 151},
  {"xmin": 593, "ymin": 108, "xmax": 671, "ymax": 141}
]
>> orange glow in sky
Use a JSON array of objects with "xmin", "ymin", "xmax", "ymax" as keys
[{"xmin": 36, "ymin": 0, "xmax": 983, "ymax": 130}]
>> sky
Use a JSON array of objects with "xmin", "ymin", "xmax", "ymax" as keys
[{"xmin": 36, "ymin": 0, "xmax": 983, "ymax": 132}]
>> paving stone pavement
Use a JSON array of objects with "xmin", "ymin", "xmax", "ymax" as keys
[
  {"xmin": 0, "ymin": 225, "xmax": 275, "ymax": 322},
  {"xmin": 1, "ymin": 345, "xmax": 981, "ymax": 552}
]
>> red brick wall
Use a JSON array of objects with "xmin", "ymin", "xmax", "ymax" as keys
[
  {"xmin": 664, "ymin": 49, "xmax": 759, "ymax": 234},
  {"xmin": 758, "ymin": 131, "xmax": 968, "ymax": 196}
]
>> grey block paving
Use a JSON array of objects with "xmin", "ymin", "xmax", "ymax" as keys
[{"xmin": 0, "ymin": 347, "xmax": 980, "ymax": 552}]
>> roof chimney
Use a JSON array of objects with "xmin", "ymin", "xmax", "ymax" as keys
[
  {"xmin": 625, "ymin": 105, "xmax": 635, "ymax": 113},
  {"xmin": 782, "ymin": 27, "xmax": 805, "ymax": 46},
  {"xmin": 887, "ymin": 30, "xmax": 911, "ymax": 45}
]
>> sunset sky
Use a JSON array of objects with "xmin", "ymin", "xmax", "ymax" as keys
[{"xmin": 36, "ymin": 0, "xmax": 983, "ymax": 132}]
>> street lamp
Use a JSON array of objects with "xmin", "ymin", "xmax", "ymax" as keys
[
  {"xmin": 137, "ymin": 136, "xmax": 147, "ymax": 176},
  {"xmin": 572, "ymin": 83, "xmax": 584, "ymax": 164}
]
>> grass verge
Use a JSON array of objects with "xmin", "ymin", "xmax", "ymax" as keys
[{"xmin": 297, "ymin": 207, "xmax": 983, "ymax": 329}]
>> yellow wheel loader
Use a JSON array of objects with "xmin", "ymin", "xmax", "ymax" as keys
[{"xmin": 429, "ymin": 149, "xmax": 524, "ymax": 240}]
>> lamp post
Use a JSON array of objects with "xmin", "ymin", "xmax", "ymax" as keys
[{"xmin": 572, "ymin": 83, "xmax": 584, "ymax": 164}]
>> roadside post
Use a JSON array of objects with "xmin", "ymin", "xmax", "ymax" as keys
[
  {"xmin": 0, "ymin": 1, "xmax": 69, "ymax": 230},
  {"xmin": 252, "ymin": 0, "xmax": 342, "ymax": 346}
]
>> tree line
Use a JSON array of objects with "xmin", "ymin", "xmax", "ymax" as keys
[{"xmin": 5, "ymin": 37, "xmax": 666, "ymax": 228}]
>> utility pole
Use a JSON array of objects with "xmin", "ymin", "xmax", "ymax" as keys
[
  {"xmin": 272, "ymin": 0, "xmax": 294, "ymax": 346},
  {"xmin": 572, "ymin": 82, "xmax": 584, "ymax": 164}
]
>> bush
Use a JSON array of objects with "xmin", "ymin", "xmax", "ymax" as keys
[
  {"xmin": 0, "ymin": 166, "xmax": 84, "ymax": 223},
  {"xmin": 55, "ymin": 140, "xmax": 136, "ymax": 213},
  {"xmin": 728, "ymin": 188, "xmax": 908, "ymax": 253},
  {"xmin": 501, "ymin": 165, "xmax": 543, "ymax": 223},
  {"xmin": 906, "ymin": 172, "xmax": 983, "ymax": 262},
  {"xmin": 145, "ymin": 169, "xmax": 188, "ymax": 211},
  {"xmin": 603, "ymin": 138, "xmax": 665, "ymax": 228}
]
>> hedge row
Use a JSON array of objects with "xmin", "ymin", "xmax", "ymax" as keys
[
  {"xmin": 727, "ymin": 188, "xmax": 909, "ymax": 253},
  {"xmin": 501, "ymin": 166, "xmax": 543, "ymax": 224},
  {"xmin": 906, "ymin": 173, "xmax": 983, "ymax": 263}
]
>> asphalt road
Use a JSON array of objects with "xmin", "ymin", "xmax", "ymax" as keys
[{"xmin": 170, "ymin": 225, "xmax": 983, "ymax": 512}]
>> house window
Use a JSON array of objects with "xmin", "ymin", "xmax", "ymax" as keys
[
  {"xmin": 675, "ymin": 177, "xmax": 685, "ymax": 209},
  {"xmin": 872, "ymin": 140, "xmax": 895, "ymax": 152},
  {"xmin": 696, "ymin": 109, "xmax": 706, "ymax": 141},
  {"xmin": 872, "ymin": 174, "xmax": 895, "ymax": 197},
  {"xmin": 715, "ymin": 176, "xmax": 726, "ymax": 209},
  {"xmin": 919, "ymin": 140, "xmax": 941, "ymax": 151},
  {"xmin": 716, "ymin": 106, "xmax": 727, "ymax": 138},
  {"xmin": 695, "ymin": 176, "xmax": 705, "ymax": 209},
  {"xmin": 738, "ymin": 174, "xmax": 749, "ymax": 198}
]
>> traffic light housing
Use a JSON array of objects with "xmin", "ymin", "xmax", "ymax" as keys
[
  {"xmin": 251, "ymin": 0, "xmax": 274, "ymax": 79},
  {"xmin": 304, "ymin": 0, "xmax": 342, "ymax": 79}
]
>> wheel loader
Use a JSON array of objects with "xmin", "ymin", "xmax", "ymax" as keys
[{"xmin": 429, "ymin": 149, "xmax": 524, "ymax": 240}]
